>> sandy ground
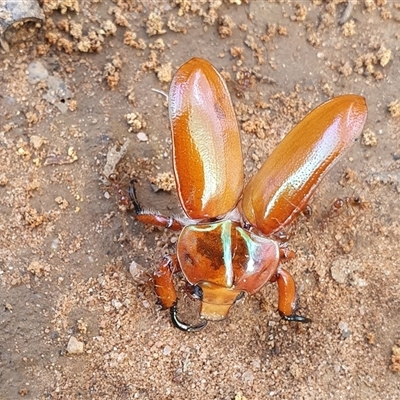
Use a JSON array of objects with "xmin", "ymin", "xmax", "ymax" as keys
[{"xmin": 1, "ymin": 1, "xmax": 400, "ymax": 399}]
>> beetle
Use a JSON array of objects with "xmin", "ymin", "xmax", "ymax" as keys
[{"xmin": 130, "ymin": 57, "xmax": 368, "ymax": 332}]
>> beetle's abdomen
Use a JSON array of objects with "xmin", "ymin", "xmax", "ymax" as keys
[{"xmin": 177, "ymin": 220, "xmax": 280, "ymax": 294}]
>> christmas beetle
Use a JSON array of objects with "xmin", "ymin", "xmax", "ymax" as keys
[{"xmin": 131, "ymin": 57, "xmax": 367, "ymax": 331}]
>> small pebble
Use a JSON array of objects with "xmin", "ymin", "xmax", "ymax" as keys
[
  {"xmin": 137, "ymin": 132, "xmax": 148, "ymax": 142},
  {"xmin": 338, "ymin": 321, "xmax": 352, "ymax": 339},
  {"xmin": 242, "ymin": 370, "xmax": 254, "ymax": 383},
  {"xmin": 67, "ymin": 336, "xmax": 84, "ymax": 354},
  {"xmin": 30, "ymin": 135, "xmax": 44, "ymax": 150},
  {"xmin": 27, "ymin": 61, "xmax": 49, "ymax": 83},
  {"xmin": 163, "ymin": 345, "xmax": 172, "ymax": 356}
]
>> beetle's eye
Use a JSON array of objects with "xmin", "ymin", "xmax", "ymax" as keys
[
  {"xmin": 242, "ymin": 221, "xmax": 251, "ymax": 230},
  {"xmin": 192, "ymin": 285, "xmax": 203, "ymax": 300},
  {"xmin": 235, "ymin": 292, "xmax": 245, "ymax": 302}
]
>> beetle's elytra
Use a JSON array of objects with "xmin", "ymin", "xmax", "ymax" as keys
[{"xmin": 131, "ymin": 57, "xmax": 368, "ymax": 332}]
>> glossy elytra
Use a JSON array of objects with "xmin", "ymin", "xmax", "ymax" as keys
[{"xmin": 130, "ymin": 57, "xmax": 368, "ymax": 331}]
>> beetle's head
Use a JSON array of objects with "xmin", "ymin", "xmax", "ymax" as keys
[{"xmin": 197, "ymin": 282, "xmax": 244, "ymax": 321}]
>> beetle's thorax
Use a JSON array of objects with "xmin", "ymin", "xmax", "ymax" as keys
[{"xmin": 176, "ymin": 220, "xmax": 280, "ymax": 321}]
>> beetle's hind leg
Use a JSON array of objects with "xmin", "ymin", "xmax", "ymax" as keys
[
  {"xmin": 129, "ymin": 180, "xmax": 183, "ymax": 231},
  {"xmin": 154, "ymin": 256, "xmax": 207, "ymax": 332},
  {"xmin": 272, "ymin": 267, "xmax": 311, "ymax": 324}
]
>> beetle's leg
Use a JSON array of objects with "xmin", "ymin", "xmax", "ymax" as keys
[
  {"xmin": 272, "ymin": 267, "xmax": 311, "ymax": 323},
  {"xmin": 105, "ymin": 173, "xmax": 132, "ymax": 210},
  {"xmin": 170, "ymin": 306, "xmax": 208, "ymax": 332},
  {"xmin": 130, "ymin": 180, "xmax": 183, "ymax": 231},
  {"xmin": 154, "ymin": 256, "xmax": 208, "ymax": 332},
  {"xmin": 321, "ymin": 196, "xmax": 369, "ymax": 230},
  {"xmin": 128, "ymin": 179, "xmax": 143, "ymax": 215},
  {"xmin": 153, "ymin": 255, "xmax": 179, "ymax": 309},
  {"xmin": 279, "ymin": 247, "xmax": 296, "ymax": 263},
  {"xmin": 137, "ymin": 212, "xmax": 183, "ymax": 231}
]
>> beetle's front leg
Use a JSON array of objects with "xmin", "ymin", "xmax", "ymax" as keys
[
  {"xmin": 129, "ymin": 180, "xmax": 183, "ymax": 231},
  {"xmin": 271, "ymin": 267, "xmax": 311, "ymax": 323},
  {"xmin": 153, "ymin": 256, "xmax": 207, "ymax": 332},
  {"xmin": 153, "ymin": 255, "xmax": 179, "ymax": 309}
]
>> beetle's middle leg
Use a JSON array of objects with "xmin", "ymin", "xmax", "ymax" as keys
[
  {"xmin": 129, "ymin": 180, "xmax": 183, "ymax": 231},
  {"xmin": 153, "ymin": 255, "xmax": 207, "ymax": 332},
  {"xmin": 271, "ymin": 267, "xmax": 311, "ymax": 323}
]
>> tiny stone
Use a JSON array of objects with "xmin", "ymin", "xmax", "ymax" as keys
[
  {"xmin": 142, "ymin": 300, "xmax": 150, "ymax": 309},
  {"xmin": 112, "ymin": 299, "xmax": 123, "ymax": 310},
  {"xmin": 137, "ymin": 132, "xmax": 148, "ymax": 142},
  {"xmin": 163, "ymin": 345, "xmax": 172, "ymax": 356},
  {"xmin": 30, "ymin": 135, "xmax": 45, "ymax": 150},
  {"xmin": 331, "ymin": 259, "xmax": 347, "ymax": 284},
  {"xmin": 129, "ymin": 260, "xmax": 147, "ymax": 284},
  {"xmin": 338, "ymin": 321, "xmax": 348, "ymax": 331},
  {"xmin": 51, "ymin": 238, "xmax": 60, "ymax": 250},
  {"xmin": 354, "ymin": 278, "xmax": 367, "ymax": 287},
  {"xmin": 27, "ymin": 61, "xmax": 49, "ymax": 84},
  {"xmin": 67, "ymin": 336, "xmax": 84, "ymax": 354},
  {"xmin": 338, "ymin": 321, "xmax": 352, "ymax": 339},
  {"xmin": 242, "ymin": 370, "xmax": 254, "ymax": 383}
]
